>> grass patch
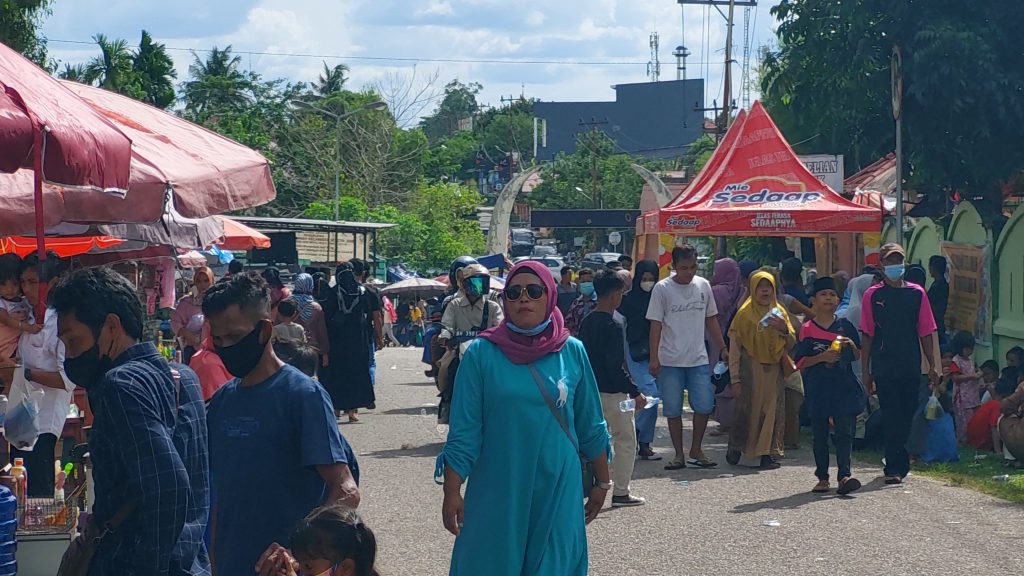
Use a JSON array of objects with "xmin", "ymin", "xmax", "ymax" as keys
[{"xmin": 856, "ymin": 447, "xmax": 1024, "ymax": 504}]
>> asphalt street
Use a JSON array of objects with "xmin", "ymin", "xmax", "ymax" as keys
[{"xmin": 344, "ymin": 347, "xmax": 1024, "ymax": 576}]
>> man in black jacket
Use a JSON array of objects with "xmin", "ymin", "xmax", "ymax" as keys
[{"xmin": 578, "ymin": 269, "xmax": 647, "ymax": 507}]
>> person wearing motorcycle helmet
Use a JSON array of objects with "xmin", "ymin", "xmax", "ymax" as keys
[
  {"xmin": 424, "ymin": 256, "xmax": 479, "ymax": 376},
  {"xmin": 436, "ymin": 263, "xmax": 503, "ymax": 424}
]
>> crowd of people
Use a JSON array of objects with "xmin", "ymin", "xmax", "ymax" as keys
[
  {"xmin": 433, "ymin": 242, "xmax": 1024, "ymax": 575},
  {"xmin": 0, "ymin": 249, "xmax": 383, "ymax": 575}
]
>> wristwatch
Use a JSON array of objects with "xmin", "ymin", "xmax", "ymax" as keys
[{"xmin": 594, "ymin": 480, "xmax": 613, "ymax": 491}]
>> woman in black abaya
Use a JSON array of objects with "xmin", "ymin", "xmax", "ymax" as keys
[{"xmin": 322, "ymin": 262, "xmax": 376, "ymax": 422}]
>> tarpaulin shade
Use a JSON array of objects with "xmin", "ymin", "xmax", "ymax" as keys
[
  {"xmin": 215, "ymin": 216, "xmax": 271, "ymax": 250},
  {"xmin": 0, "ymin": 235, "xmax": 125, "ymax": 257},
  {"xmin": 650, "ymin": 101, "xmax": 882, "ymax": 236},
  {"xmin": 0, "ymin": 42, "xmax": 132, "ymax": 192},
  {"xmin": 0, "ymin": 82, "xmax": 276, "ymax": 234}
]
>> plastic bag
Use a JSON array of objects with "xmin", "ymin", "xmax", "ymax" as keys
[
  {"xmin": 925, "ymin": 394, "xmax": 944, "ymax": 420},
  {"xmin": 5, "ymin": 367, "xmax": 45, "ymax": 451}
]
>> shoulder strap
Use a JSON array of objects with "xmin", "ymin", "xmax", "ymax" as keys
[{"xmin": 527, "ymin": 364, "xmax": 579, "ymax": 453}]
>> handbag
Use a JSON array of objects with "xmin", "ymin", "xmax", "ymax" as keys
[
  {"xmin": 527, "ymin": 364, "xmax": 596, "ymax": 497},
  {"xmin": 57, "ymin": 365, "xmax": 183, "ymax": 576}
]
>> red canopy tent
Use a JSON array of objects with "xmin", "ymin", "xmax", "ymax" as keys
[
  {"xmin": 0, "ymin": 235, "xmax": 125, "ymax": 257},
  {"xmin": 649, "ymin": 101, "xmax": 881, "ymax": 236},
  {"xmin": 214, "ymin": 216, "xmax": 271, "ymax": 250},
  {"xmin": 664, "ymin": 109, "xmax": 748, "ymax": 209}
]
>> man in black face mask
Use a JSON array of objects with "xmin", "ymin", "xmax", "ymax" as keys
[
  {"xmin": 202, "ymin": 272, "xmax": 360, "ymax": 576},
  {"xmin": 51, "ymin": 267, "xmax": 210, "ymax": 575}
]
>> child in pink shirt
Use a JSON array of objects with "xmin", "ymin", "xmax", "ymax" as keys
[{"xmin": 950, "ymin": 331, "xmax": 981, "ymax": 443}]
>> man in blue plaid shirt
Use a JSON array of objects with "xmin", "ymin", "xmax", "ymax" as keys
[{"xmin": 52, "ymin": 267, "xmax": 210, "ymax": 575}]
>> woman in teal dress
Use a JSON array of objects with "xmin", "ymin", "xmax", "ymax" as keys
[{"xmin": 436, "ymin": 260, "xmax": 611, "ymax": 576}]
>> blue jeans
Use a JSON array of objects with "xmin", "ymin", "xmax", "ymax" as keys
[
  {"xmin": 658, "ymin": 365, "xmax": 714, "ymax": 418},
  {"xmin": 624, "ymin": 341, "xmax": 658, "ymax": 444},
  {"xmin": 368, "ymin": 335, "xmax": 376, "ymax": 387}
]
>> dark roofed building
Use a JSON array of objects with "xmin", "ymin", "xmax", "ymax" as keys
[{"xmin": 533, "ymin": 78, "xmax": 705, "ymax": 161}]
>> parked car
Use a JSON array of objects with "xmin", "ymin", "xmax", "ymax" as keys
[
  {"xmin": 525, "ymin": 256, "xmax": 566, "ymax": 280},
  {"xmin": 531, "ymin": 245, "xmax": 557, "ymax": 257},
  {"xmin": 509, "ymin": 228, "xmax": 536, "ymax": 258},
  {"xmin": 579, "ymin": 252, "xmax": 623, "ymax": 270}
]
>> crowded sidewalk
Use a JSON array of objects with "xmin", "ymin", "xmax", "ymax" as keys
[{"xmin": 351, "ymin": 347, "xmax": 1024, "ymax": 576}]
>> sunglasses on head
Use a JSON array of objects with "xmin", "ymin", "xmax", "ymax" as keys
[{"xmin": 504, "ymin": 283, "xmax": 547, "ymax": 301}]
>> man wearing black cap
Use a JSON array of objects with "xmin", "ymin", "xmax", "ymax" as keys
[{"xmin": 859, "ymin": 243, "xmax": 940, "ymax": 484}]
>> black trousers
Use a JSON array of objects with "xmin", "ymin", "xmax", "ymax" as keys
[
  {"xmin": 812, "ymin": 415, "xmax": 855, "ymax": 481},
  {"xmin": 11, "ymin": 432, "xmax": 58, "ymax": 498},
  {"xmin": 875, "ymin": 377, "xmax": 920, "ymax": 478}
]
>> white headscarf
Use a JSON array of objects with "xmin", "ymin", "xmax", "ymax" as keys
[{"xmin": 842, "ymin": 274, "xmax": 876, "ymax": 331}]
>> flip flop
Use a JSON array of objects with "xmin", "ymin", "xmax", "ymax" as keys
[
  {"xmin": 686, "ymin": 457, "xmax": 718, "ymax": 469},
  {"xmin": 664, "ymin": 459, "xmax": 687, "ymax": 471}
]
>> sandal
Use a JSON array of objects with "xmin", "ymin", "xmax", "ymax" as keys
[
  {"xmin": 837, "ymin": 477, "xmax": 862, "ymax": 495},
  {"xmin": 664, "ymin": 459, "xmax": 687, "ymax": 471},
  {"xmin": 812, "ymin": 480, "xmax": 831, "ymax": 493},
  {"xmin": 686, "ymin": 456, "xmax": 718, "ymax": 469},
  {"xmin": 883, "ymin": 475, "xmax": 902, "ymax": 485}
]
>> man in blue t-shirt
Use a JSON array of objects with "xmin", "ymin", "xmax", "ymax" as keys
[{"xmin": 203, "ymin": 272, "xmax": 360, "ymax": 576}]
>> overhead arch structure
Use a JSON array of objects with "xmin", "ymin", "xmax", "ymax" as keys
[{"xmin": 485, "ymin": 166, "xmax": 542, "ymax": 256}]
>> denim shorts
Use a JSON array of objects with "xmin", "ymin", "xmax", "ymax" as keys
[{"xmin": 658, "ymin": 365, "xmax": 714, "ymax": 417}]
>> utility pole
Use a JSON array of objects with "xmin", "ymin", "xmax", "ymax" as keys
[
  {"xmin": 722, "ymin": 0, "xmax": 735, "ymax": 133},
  {"xmin": 579, "ymin": 118, "xmax": 609, "ymax": 250}
]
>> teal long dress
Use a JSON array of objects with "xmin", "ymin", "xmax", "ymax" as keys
[{"xmin": 437, "ymin": 337, "xmax": 610, "ymax": 576}]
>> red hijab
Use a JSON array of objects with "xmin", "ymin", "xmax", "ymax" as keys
[{"xmin": 479, "ymin": 260, "xmax": 570, "ymax": 365}]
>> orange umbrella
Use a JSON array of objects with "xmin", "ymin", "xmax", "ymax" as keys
[
  {"xmin": 214, "ymin": 216, "xmax": 271, "ymax": 250},
  {"xmin": 0, "ymin": 235, "xmax": 125, "ymax": 258}
]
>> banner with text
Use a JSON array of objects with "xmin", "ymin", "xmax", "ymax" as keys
[{"xmin": 941, "ymin": 242, "xmax": 991, "ymax": 344}]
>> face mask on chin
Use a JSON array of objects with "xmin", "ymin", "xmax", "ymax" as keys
[{"xmin": 215, "ymin": 321, "xmax": 269, "ymax": 378}]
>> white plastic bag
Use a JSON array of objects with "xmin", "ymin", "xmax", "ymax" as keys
[{"xmin": 5, "ymin": 366, "xmax": 44, "ymax": 451}]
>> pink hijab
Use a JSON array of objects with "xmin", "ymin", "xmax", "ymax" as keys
[
  {"xmin": 711, "ymin": 258, "xmax": 742, "ymax": 330},
  {"xmin": 479, "ymin": 260, "xmax": 570, "ymax": 365}
]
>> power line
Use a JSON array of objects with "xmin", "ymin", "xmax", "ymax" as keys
[{"xmin": 47, "ymin": 38, "xmax": 718, "ymax": 68}]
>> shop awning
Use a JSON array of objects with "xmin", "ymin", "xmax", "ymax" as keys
[{"xmin": 648, "ymin": 101, "xmax": 882, "ymax": 236}]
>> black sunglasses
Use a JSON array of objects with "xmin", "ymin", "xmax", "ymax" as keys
[{"xmin": 504, "ymin": 283, "xmax": 547, "ymax": 301}]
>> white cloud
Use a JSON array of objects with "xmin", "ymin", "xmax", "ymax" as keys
[{"xmin": 41, "ymin": 0, "xmax": 782, "ymax": 119}]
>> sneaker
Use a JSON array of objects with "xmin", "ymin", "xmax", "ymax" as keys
[{"xmin": 611, "ymin": 494, "xmax": 646, "ymax": 508}]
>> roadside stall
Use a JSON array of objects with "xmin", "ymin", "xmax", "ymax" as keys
[{"xmin": 643, "ymin": 101, "xmax": 882, "ymax": 274}]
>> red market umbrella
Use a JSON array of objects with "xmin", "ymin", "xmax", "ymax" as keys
[
  {"xmin": 214, "ymin": 216, "xmax": 271, "ymax": 250},
  {"xmin": 0, "ymin": 235, "xmax": 125, "ymax": 258},
  {"xmin": 0, "ymin": 41, "xmax": 133, "ymax": 313}
]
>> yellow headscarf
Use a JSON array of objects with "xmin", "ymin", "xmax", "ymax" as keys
[{"xmin": 730, "ymin": 271, "xmax": 794, "ymax": 364}]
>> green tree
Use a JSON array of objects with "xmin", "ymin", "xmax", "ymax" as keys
[
  {"xmin": 182, "ymin": 46, "xmax": 252, "ymax": 118},
  {"xmin": 58, "ymin": 63, "xmax": 91, "ymax": 83},
  {"xmin": 85, "ymin": 34, "xmax": 140, "ymax": 96},
  {"xmin": 132, "ymin": 31, "xmax": 177, "ymax": 108},
  {"xmin": 420, "ymin": 80, "xmax": 481, "ymax": 142},
  {"xmin": 762, "ymin": 0, "xmax": 1024, "ymax": 212},
  {"xmin": 312, "ymin": 62, "xmax": 350, "ymax": 98},
  {"xmin": 0, "ymin": 0, "xmax": 52, "ymax": 66}
]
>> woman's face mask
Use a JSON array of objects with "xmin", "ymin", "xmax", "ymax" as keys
[{"xmin": 640, "ymin": 281, "xmax": 656, "ymax": 292}]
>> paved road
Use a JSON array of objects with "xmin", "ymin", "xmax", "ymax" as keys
[{"xmin": 344, "ymin": 348, "xmax": 1024, "ymax": 576}]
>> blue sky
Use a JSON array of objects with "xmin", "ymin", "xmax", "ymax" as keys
[{"xmin": 43, "ymin": 0, "xmax": 782, "ymax": 121}]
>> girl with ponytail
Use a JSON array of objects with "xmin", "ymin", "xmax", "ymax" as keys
[{"xmin": 255, "ymin": 504, "xmax": 380, "ymax": 576}]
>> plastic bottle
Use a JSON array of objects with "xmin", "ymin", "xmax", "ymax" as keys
[
  {"xmin": 619, "ymin": 396, "xmax": 661, "ymax": 412},
  {"xmin": 54, "ymin": 459, "xmax": 66, "ymax": 503},
  {"xmin": 9, "ymin": 460, "xmax": 26, "ymax": 504},
  {"xmin": 830, "ymin": 337, "xmax": 843, "ymax": 352},
  {"xmin": 992, "ymin": 474, "xmax": 1011, "ymax": 482}
]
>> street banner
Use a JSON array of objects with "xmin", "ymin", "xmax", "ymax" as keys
[{"xmin": 941, "ymin": 242, "xmax": 991, "ymax": 344}]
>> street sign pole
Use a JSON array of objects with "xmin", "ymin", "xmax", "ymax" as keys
[{"xmin": 892, "ymin": 45, "xmax": 904, "ymax": 244}]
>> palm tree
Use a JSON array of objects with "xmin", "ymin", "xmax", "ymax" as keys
[
  {"xmin": 58, "ymin": 63, "xmax": 96, "ymax": 84},
  {"xmin": 182, "ymin": 45, "xmax": 251, "ymax": 118},
  {"xmin": 85, "ymin": 34, "xmax": 136, "ymax": 93},
  {"xmin": 132, "ymin": 30, "xmax": 177, "ymax": 109},
  {"xmin": 312, "ymin": 62, "xmax": 350, "ymax": 98}
]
